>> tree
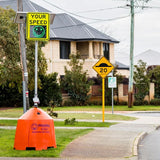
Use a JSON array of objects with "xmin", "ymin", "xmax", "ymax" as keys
[
  {"xmin": 0, "ymin": 7, "xmax": 21, "ymax": 86},
  {"xmin": 133, "ymin": 60, "xmax": 150, "ymax": 101},
  {"xmin": 148, "ymin": 66, "xmax": 160, "ymax": 99},
  {"xmin": 38, "ymin": 73, "xmax": 62, "ymax": 106},
  {"xmin": 61, "ymin": 53, "xmax": 93, "ymax": 106},
  {"xmin": 0, "ymin": 7, "xmax": 47, "ymax": 106}
]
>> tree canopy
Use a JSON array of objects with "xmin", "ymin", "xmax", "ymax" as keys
[
  {"xmin": 148, "ymin": 66, "xmax": 160, "ymax": 98},
  {"xmin": 61, "ymin": 53, "xmax": 93, "ymax": 106},
  {"xmin": 133, "ymin": 60, "xmax": 150, "ymax": 101},
  {"xmin": 0, "ymin": 7, "xmax": 47, "ymax": 91}
]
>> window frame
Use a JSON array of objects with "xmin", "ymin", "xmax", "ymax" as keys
[
  {"xmin": 60, "ymin": 41, "xmax": 71, "ymax": 59},
  {"xmin": 103, "ymin": 43, "xmax": 110, "ymax": 60}
]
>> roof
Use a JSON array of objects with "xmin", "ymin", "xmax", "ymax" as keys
[
  {"xmin": 0, "ymin": 0, "xmax": 49, "ymax": 12},
  {"xmin": 134, "ymin": 49, "xmax": 160, "ymax": 66},
  {"xmin": 0, "ymin": 0, "xmax": 119, "ymax": 43},
  {"xmin": 51, "ymin": 13, "xmax": 119, "ymax": 43},
  {"xmin": 115, "ymin": 61, "xmax": 129, "ymax": 70}
]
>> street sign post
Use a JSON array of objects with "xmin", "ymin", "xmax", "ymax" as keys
[
  {"xmin": 108, "ymin": 77, "xmax": 117, "ymax": 88},
  {"xmin": 108, "ymin": 76, "xmax": 117, "ymax": 114},
  {"xmin": 93, "ymin": 56, "xmax": 114, "ymax": 79},
  {"xmin": 93, "ymin": 56, "xmax": 114, "ymax": 122},
  {"xmin": 26, "ymin": 12, "xmax": 50, "ymax": 107},
  {"xmin": 26, "ymin": 12, "xmax": 50, "ymax": 41}
]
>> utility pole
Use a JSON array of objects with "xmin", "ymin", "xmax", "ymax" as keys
[
  {"xmin": 128, "ymin": 0, "xmax": 134, "ymax": 108},
  {"xmin": 17, "ymin": 0, "xmax": 30, "ymax": 112}
]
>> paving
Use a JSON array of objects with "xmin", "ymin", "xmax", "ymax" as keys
[{"xmin": 0, "ymin": 111, "xmax": 160, "ymax": 160}]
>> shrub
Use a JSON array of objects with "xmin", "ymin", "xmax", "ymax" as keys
[
  {"xmin": 133, "ymin": 100, "xmax": 149, "ymax": 106},
  {"xmin": 0, "ymin": 82, "xmax": 22, "ymax": 107},
  {"xmin": 47, "ymin": 101, "xmax": 58, "ymax": 118},
  {"xmin": 63, "ymin": 100, "xmax": 75, "ymax": 106},
  {"xmin": 134, "ymin": 60, "xmax": 150, "ymax": 101},
  {"xmin": 114, "ymin": 100, "xmax": 118, "ymax": 105},
  {"xmin": 87, "ymin": 101, "xmax": 101, "ymax": 106},
  {"xmin": 38, "ymin": 73, "xmax": 62, "ymax": 106},
  {"xmin": 64, "ymin": 118, "xmax": 78, "ymax": 125},
  {"xmin": 143, "ymin": 100, "xmax": 149, "ymax": 105},
  {"xmin": 61, "ymin": 53, "xmax": 93, "ymax": 106},
  {"xmin": 118, "ymin": 101, "xmax": 128, "ymax": 106},
  {"xmin": 150, "ymin": 99, "xmax": 160, "ymax": 106}
]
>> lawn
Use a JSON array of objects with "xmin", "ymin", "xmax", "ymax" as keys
[
  {"xmin": 53, "ymin": 105, "xmax": 160, "ymax": 112},
  {"xmin": 0, "ymin": 120, "xmax": 116, "ymax": 127},
  {"xmin": 0, "ymin": 108, "xmax": 136, "ymax": 121},
  {"xmin": 57, "ymin": 113, "xmax": 136, "ymax": 121},
  {"xmin": 0, "ymin": 105, "xmax": 159, "ymax": 119},
  {"xmin": 0, "ymin": 128, "xmax": 93, "ymax": 157}
]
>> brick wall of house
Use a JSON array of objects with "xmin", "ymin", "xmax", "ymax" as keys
[
  {"xmin": 109, "ymin": 43, "xmax": 115, "ymax": 64},
  {"xmin": 42, "ymin": 40, "xmax": 115, "ymax": 78}
]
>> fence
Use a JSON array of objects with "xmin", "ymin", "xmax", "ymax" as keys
[{"xmin": 90, "ymin": 83, "xmax": 155, "ymax": 103}]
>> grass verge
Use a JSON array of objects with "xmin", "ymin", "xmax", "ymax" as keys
[
  {"xmin": 0, "ymin": 128, "xmax": 93, "ymax": 157},
  {"xmin": 57, "ymin": 113, "xmax": 136, "ymax": 121},
  {"xmin": 53, "ymin": 105, "xmax": 160, "ymax": 112},
  {"xmin": 1, "ymin": 105, "xmax": 160, "ymax": 118},
  {"xmin": 0, "ymin": 107, "xmax": 137, "ymax": 121},
  {"xmin": 0, "ymin": 120, "xmax": 116, "ymax": 127}
]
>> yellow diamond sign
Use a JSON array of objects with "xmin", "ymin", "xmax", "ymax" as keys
[{"xmin": 93, "ymin": 56, "xmax": 114, "ymax": 78}]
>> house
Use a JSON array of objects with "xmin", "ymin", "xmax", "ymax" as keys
[
  {"xmin": 42, "ymin": 13, "xmax": 119, "ymax": 78},
  {"xmin": 117, "ymin": 50, "xmax": 160, "ymax": 103},
  {"xmin": 134, "ymin": 49, "xmax": 160, "ymax": 66},
  {"xmin": 0, "ymin": 0, "xmax": 119, "ymax": 79},
  {"xmin": 115, "ymin": 61, "xmax": 129, "ymax": 78}
]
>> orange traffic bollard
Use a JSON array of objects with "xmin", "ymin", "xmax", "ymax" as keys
[{"xmin": 14, "ymin": 107, "xmax": 56, "ymax": 150}]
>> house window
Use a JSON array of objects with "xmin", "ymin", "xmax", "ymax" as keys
[
  {"xmin": 60, "ymin": 41, "xmax": 70, "ymax": 59},
  {"xmin": 103, "ymin": 43, "xmax": 109, "ymax": 60}
]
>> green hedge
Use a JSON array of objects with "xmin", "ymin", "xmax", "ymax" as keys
[
  {"xmin": 133, "ymin": 100, "xmax": 148, "ymax": 106},
  {"xmin": 150, "ymin": 99, "xmax": 160, "ymax": 106},
  {"xmin": 0, "ymin": 83, "xmax": 22, "ymax": 107},
  {"xmin": 0, "ymin": 73, "xmax": 62, "ymax": 107}
]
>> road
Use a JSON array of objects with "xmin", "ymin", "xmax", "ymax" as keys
[{"xmin": 138, "ymin": 128, "xmax": 160, "ymax": 160}]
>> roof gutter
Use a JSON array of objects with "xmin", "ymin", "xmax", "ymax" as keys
[{"xmin": 50, "ymin": 37, "xmax": 119, "ymax": 43}]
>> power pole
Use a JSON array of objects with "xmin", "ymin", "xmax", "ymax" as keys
[
  {"xmin": 128, "ymin": 0, "xmax": 134, "ymax": 108},
  {"xmin": 17, "ymin": 0, "xmax": 30, "ymax": 112}
]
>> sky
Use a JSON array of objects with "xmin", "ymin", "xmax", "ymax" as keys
[{"xmin": 30, "ymin": 0, "xmax": 160, "ymax": 64}]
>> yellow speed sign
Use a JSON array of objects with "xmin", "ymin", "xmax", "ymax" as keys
[
  {"xmin": 93, "ymin": 56, "xmax": 114, "ymax": 78},
  {"xmin": 26, "ymin": 12, "xmax": 50, "ymax": 41}
]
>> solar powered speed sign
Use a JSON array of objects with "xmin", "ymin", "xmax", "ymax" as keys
[{"xmin": 26, "ymin": 12, "xmax": 50, "ymax": 41}]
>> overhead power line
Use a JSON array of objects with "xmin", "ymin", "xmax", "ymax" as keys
[
  {"xmin": 75, "ymin": 6, "xmax": 126, "ymax": 14},
  {"xmin": 41, "ymin": 0, "xmax": 160, "ymax": 24},
  {"xmin": 51, "ymin": 14, "xmax": 131, "ymax": 30},
  {"xmin": 126, "ymin": 4, "xmax": 160, "ymax": 9},
  {"xmin": 42, "ymin": 0, "xmax": 130, "ymax": 21},
  {"xmin": 39, "ymin": 0, "xmax": 159, "ymax": 30}
]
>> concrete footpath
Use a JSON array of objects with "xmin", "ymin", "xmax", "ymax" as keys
[{"xmin": 0, "ymin": 111, "xmax": 160, "ymax": 160}]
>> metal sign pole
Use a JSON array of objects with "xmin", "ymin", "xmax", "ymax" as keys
[
  {"xmin": 102, "ymin": 78, "xmax": 105, "ymax": 122},
  {"xmin": 112, "ymin": 70, "xmax": 114, "ymax": 114},
  {"xmin": 33, "ymin": 41, "xmax": 40, "ymax": 107},
  {"xmin": 22, "ymin": 81, "xmax": 26, "ymax": 113},
  {"xmin": 112, "ymin": 87, "xmax": 114, "ymax": 114}
]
